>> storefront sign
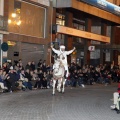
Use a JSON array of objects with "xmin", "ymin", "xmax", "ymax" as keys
[
  {"xmin": 88, "ymin": 46, "xmax": 95, "ymax": 51},
  {"xmin": 79, "ymin": 0, "xmax": 120, "ymax": 16},
  {"xmin": 57, "ymin": 25, "xmax": 110, "ymax": 43}
]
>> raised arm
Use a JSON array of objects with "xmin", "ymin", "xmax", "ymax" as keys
[
  {"xmin": 51, "ymin": 46, "xmax": 59, "ymax": 54},
  {"xmin": 66, "ymin": 47, "xmax": 76, "ymax": 55}
]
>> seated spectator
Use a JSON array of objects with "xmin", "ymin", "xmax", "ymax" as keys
[
  {"xmin": 29, "ymin": 70, "xmax": 38, "ymax": 87},
  {"xmin": 78, "ymin": 69, "xmax": 85, "ymax": 87},
  {"xmin": 6, "ymin": 66, "xmax": 19, "ymax": 92},
  {"xmin": 19, "ymin": 69, "xmax": 32, "ymax": 90},
  {"xmin": 25, "ymin": 69, "xmax": 32, "ymax": 81},
  {"xmin": 38, "ymin": 70, "xmax": 44, "ymax": 88},
  {"xmin": 2, "ymin": 63, "xmax": 9, "ymax": 73},
  {"xmin": 111, "ymin": 69, "xmax": 118, "ymax": 83},
  {"xmin": 103, "ymin": 70, "xmax": 111, "ymax": 86},
  {"xmin": 86, "ymin": 69, "xmax": 94, "ymax": 85},
  {"xmin": 0, "ymin": 69, "xmax": 8, "ymax": 92},
  {"xmin": 42, "ymin": 72, "xmax": 47, "ymax": 89},
  {"xmin": 70, "ymin": 70, "xmax": 78, "ymax": 87},
  {"xmin": 33, "ymin": 69, "xmax": 40, "ymax": 89},
  {"xmin": 25, "ymin": 62, "xmax": 32, "ymax": 70},
  {"xmin": 31, "ymin": 61, "xmax": 35, "ymax": 71}
]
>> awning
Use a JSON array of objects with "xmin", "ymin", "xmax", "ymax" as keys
[{"xmin": 56, "ymin": 25, "xmax": 110, "ymax": 43}]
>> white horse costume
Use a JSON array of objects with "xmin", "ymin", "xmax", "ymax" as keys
[
  {"xmin": 51, "ymin": 45, "xmax": 75, "ymax": 78},
  {"xmin": 52, "ymin": 59, "xmax": 65, "ymax": 95}
]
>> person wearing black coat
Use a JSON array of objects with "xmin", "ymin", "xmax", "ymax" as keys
[{"xmin": 70, "ymin": 69, "xmax": 78, "ymax": 87}]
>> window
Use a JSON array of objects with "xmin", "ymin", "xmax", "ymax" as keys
[
  {"xmin": 8, "ymin": 0, "xmax": 46, "ymax": 38},
  {"xmin": 73, "ymin": 18, "xmax": 85, "ymax": 30},
  {"xmin": 56, "ymin": 13, "xmax": 65, "ymax": 26}
]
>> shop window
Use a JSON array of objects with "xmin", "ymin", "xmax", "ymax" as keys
[
  {"xmin": 91, "ymin": 19, "xmax": 101, "ymax": 35},
  {"xmin": 73, "ymin": 18, "xmax": 85, "ymax": 31},
  {"xmin": 106, "ymin": 26, "xmax": 111, "ymax": 37},
  {"xmin": 8, "ymin": 0, "xmax": 46, "ymax": 38}
]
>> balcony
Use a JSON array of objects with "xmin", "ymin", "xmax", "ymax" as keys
[{"xmin": 0, "ymin": 15, "xmax": 8, "ymax": 31}]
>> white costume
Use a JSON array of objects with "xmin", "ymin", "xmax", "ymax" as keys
[
  {"xmin": 51, "ymin": 45, "xmax": 75, "ymax": 77},
  {"xmin": 111, "ymin": 92, "xmax": 120, "ymax": 110}
]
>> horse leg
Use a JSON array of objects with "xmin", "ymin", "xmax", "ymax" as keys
[
  {"xmin": 62, "ymin": 78, "xmax": 66, "ymax": 93},
  {"xmin": 58, "ymin": 79, "xmax": 62, "ymax": 92},
  {"xmin": 52, "ymin": 80, "xmax": 56, "ymax": 95}
]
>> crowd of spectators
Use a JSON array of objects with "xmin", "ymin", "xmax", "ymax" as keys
[{"xmin": 0, "ymin": 59, "xmax": 120, "ymax": 93}]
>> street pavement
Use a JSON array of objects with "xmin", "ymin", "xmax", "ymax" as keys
[{"xmin": 0, "ymin": 84, "xmax": 119, "ymax": 120}]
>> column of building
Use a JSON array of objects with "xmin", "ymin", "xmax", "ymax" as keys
[
  {"xmin": 64, "ymin": 11, "xmax": 73, "ymax": 64},
  {"xmin": 0, "ymin": 0, "xmax": 5, "ymax": 66},
  {"xmin": 100, "ymin": 23, "xmax": 107, "ymax": 64},
  {"xmin": 83, "ymin": 18, "xmax": 92, "ymax": 65},
  {"xmin": 110, "ymin": 26, "xmax": 116, "ymax": 64}
]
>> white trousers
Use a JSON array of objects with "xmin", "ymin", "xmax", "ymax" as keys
[
  {"xmin": 113, "ymin": 92, "xmax": 120, "ymax": 110},
  {"xmin": 113, "ymin": 92, "xmax": 119, "ymax": 104}
]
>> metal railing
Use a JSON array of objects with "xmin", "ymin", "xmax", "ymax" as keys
[{"xmin": 0, "ymin": 15, "xmax": 8, "ymax": 31}]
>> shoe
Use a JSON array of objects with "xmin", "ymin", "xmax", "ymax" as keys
[
  {"xmin": 117, "ymin": 110, "xmax": 120, "ymax": 114},
  {"xmin": 10, "ymin": 90, "xmax": 12, "ymax": 93},
  {"xmin": 22, "ymin": 87, "xmax": 26, "ymax": 91},
  {"xmin": 81, "ymin": 84, "xmax": 85, "ymax": 88},
  {"xmin": 110, "ymin": 105, "xmax": 116, "ymax": 109}
]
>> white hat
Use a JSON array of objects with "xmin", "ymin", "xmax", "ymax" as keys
[
  {"xmin": 10, "ymin": 66, "xmax": 13, "ymax": 70},
  {"xmin": 60, "ymin": 45, "xmax": 65, "ymax": 49}
]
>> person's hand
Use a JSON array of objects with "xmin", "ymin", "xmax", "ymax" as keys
[
  {"xmin": 51, "ymin": 43, "xmax": 54, "ymax": 48},
  {"xmin": 7, "ymin": 76, "xmax": 10, "ymax": 79},
  {"xmin": 51, "ymin": 45, "xmax": 53, "ymax": 48}
]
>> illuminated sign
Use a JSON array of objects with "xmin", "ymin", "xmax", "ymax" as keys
[
  {"xmin": 97, "ymin": 0, "xmax": 107, "ymax": 8},
  {"xmin": 78, "ymin": 0, "xmax": 120, "ymax": 16}
]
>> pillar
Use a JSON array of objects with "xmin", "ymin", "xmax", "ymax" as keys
[
  {"xmin": 65, "ymin": 11, "xmax": 73, "ymax": 64},
  {"xmin": 83, "ymin": 18, "xmax": 92, "ymax": 65},
  {"xmin": 100, "ymin": 23, "xmax": 107, "ymax": 64},
  {"xmin": 110, "ymin": 26, "xmax": 116, "ymax": 64},
  {"xmin": 51, "ymin": 7, "xmax": 56, "ymax": 63}
]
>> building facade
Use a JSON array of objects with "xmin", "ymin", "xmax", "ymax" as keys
[
  {"xmin": 0, "ymin": 0, "xmax": 8, "ymax": 66},
  {"xmin": 1, "ymin": 0, "xmax": 120, "ymax": 67},
  {"xmin": 2, "ymin": 0, "xmax": 52, "ymax": 66},
  {"xmin": 52, "ymin": 0, "xmax": 120, "ymax": 66}
]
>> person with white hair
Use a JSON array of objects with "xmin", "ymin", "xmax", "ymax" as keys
[{"xmin": 51, "ymin": 44, "xmax": 76, "ymax": 78}]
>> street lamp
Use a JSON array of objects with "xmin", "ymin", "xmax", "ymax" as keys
[{"xmin": 8, "ymin": 8, "xmax": 21, "ymax": 26}]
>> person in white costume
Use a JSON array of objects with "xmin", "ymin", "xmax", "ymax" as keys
[
  {"xmin": 110, "ymin": 83, "xmax": 120, "ymax": 114},
  {"xmin": 51, "ymin": 45, "xmax": 76, "ymax": 78}
]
